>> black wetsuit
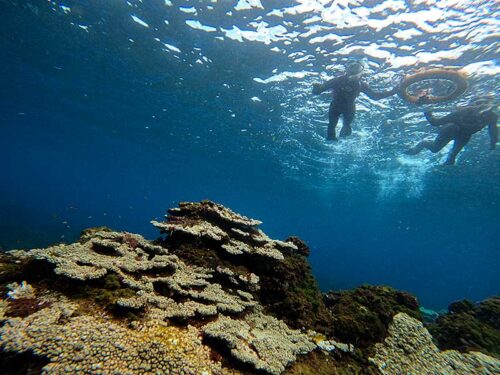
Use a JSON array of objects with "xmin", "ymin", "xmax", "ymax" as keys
[
  {"xmin": 405, "ymin": 106, "xmax": 498, "ymax": 165},
  {"xmin": 312, "ymin": 75, "xmax": 398, "ymax": 140}
]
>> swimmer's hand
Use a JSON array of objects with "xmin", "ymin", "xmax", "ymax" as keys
[{"xmin": 312, "ymin": 83, "xmax": 322, "ymax": 95}]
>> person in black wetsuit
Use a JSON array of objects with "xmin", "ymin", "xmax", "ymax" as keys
[
  {"xmin": 312, "ymin": 61, "xmax": 399, "ymax": 140},
  {"xmin": 405, "ymin": 102, "xmax": 498, "ymax": 165}
]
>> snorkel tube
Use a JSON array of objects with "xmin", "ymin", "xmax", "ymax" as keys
[{"xmin": 398, "ymin": 68, "xmax": 468, "ymax": 105}]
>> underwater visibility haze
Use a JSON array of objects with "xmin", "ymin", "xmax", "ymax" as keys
[{"xmin": 1, "ymin": 0, "xmax": 499, "ymax": 311}]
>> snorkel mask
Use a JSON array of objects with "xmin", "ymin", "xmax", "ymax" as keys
[{"xmin": 345, "ymin": 61, "xmax": 365, "ymax": 79}]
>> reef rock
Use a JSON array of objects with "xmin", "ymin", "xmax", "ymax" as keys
[{"xmin": 370, "ymin": 312, "xmax": 500, "ymax": 375}]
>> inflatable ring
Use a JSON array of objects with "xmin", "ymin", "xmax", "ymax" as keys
[{"xmin": 399, "ymin": 68, "xmax": 468, "ymax": 105}]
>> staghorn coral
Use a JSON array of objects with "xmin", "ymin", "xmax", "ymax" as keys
[
  {"xmin": 0, "ymin": 298, "xmax": 230, "ymax": 375},
  {"xmin": 202, "ymin": 310, "xmax": 317, "ymax": 375},
  {"xmin": 370, "ymin": 312, "xmax": 500, "ymax": 375}
]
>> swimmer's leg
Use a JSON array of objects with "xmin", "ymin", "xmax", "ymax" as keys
[
  {"xmin": 404, "ymin": 141, "xmax": 429, "ymax": 155},
  {"xmin": 405, "ymin": 124, "xmax": 457, "ymax": 155},
  {"xmin": 339, "ymin": 106, "xmax": 355, "ymax": 137},
  {"xmin": 328, "ymin": 102, "xmax": 341, "ymax": 140},
  {"xmin": 444, "ymin": 136, "xmax": 470, "ymax": 165}
]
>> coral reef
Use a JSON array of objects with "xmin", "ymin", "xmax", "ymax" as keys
[
  {"xmin": 370, "ymin": 312, "xmax": 500, "ymax": 374},
  {"xmin": 0, "ymin": 202, "xmax": 328, "ymax": 374},
  {"xmin": 427, "ymin": 297, "xmax": 500, "ymax": 358},
  {"xmin": 323, "ymin": 285, "xmax": 421, "ymax": 348},
  {"xmin": 0, "ymin": 200, "xmax": 498, "ymax": 374},
  {"xmin": 6, "ymin": 280, "xmax": 35, "ymax": 300},
  {"xmin": 419, "ymin": 306, "xmax": 439, "ymax": 323}
]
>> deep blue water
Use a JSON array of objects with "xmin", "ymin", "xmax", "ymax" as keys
[{"xmin": 1, "ymin": 0, "xmax": 499, "ymax": 310}]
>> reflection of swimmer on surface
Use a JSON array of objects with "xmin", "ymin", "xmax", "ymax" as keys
[
  {"xmin": 405, "ymin": 100, "xmax": 498, "ymax": 165},
  {"xmin": 416, "ymin": 88, "xmax": 432, "ymax": 105},
  {"xmin": 415, "ymin": 84, "xmax": 457, "ymax": 105},
  {"xmin": 312, "ymin": 61, "xmax": 400, "ymax": 141}
]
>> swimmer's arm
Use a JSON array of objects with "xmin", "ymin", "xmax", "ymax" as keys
[
  {"xmin": 312, "ymin": 77, "xmax": 340, "ymax": 95},
  {"xmin": 360, "ymin": 82, "xmax": 398, "ymax": 100},
  {"xmin": 488, "ymin": 114, "xmax": 498, "ymax": 150},
  {"xmin": 424, "ymin": 111, "xmax": 457, "ymax": 127}
]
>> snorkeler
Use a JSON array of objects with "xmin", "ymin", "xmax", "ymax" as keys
[
  {"xmin": 312, "ymin": 61, "xmax": 400, "ymax": 140},
  {"xmin": 405, "ymin": 100, "xmax": 498, "ymax": 165}
]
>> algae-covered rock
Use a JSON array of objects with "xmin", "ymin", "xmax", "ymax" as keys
[
  {"xmin": 324, "ymin": 285, "xmax": 421, "ymax": 347},
  {"xmin": 427, "ymin": 297, "xmax": 500, "ymax": 358}
]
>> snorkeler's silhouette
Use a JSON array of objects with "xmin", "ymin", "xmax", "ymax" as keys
[
  {"xmin": 312, "ymin": 61, "xmax": 399, "ymax": 140},
  {"xmin": 405, "ymin": 102, "xmax": 498, "ymax": 165}
]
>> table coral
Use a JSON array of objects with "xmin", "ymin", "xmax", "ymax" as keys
[
  {"xmin": 203, "ymin": 310, "xmax": 317, "ymax": 375},
  {"xmin": 152, "ymin": 200, "xmax": 297, "ymax": 261},
  {"xmin": 27, "ymin": 230, "xmax": 255, "ymax": 322}
]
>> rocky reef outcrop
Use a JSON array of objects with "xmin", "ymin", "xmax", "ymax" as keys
[
  {"xmin": 152, "ymin": 201, "xmax": 335, "ymax": 335},
  {"xmin": 0, "ymin": 200, "xmax": 498, "ymax": 374},
  {"xmin": 323, "ymin": 285, "xmax": 421, "ymax": 348},
  {"xmin": 427, "ymin": 297, "xmax": 500, "ymax": 358}
]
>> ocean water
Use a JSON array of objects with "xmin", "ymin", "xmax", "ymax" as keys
[{"xmin": 0, "ymin": 0, "xmax": 498, "ymax": 311}]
